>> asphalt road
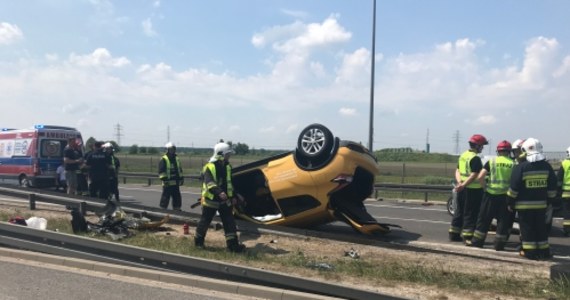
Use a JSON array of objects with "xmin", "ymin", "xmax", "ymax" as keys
[
  {"xmin": 0, "ymin": 257, "xmax": 261, "ymax": 300},
  {"xmin": 116, "ymin": 184, "xmax": 570, "ymax": 258}
]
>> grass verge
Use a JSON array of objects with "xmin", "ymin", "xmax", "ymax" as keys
[{"xmin": 1, "ymin": 211, "xmax": 568, "ymax": 299}]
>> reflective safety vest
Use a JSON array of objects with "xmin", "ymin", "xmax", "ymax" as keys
[
  {"xmin": 201, "ymin": 162, "xmax": 233, "ymax": 209},
  {"xmin": 561, "ymin": 159, "xmax": 570, "ymax": 198},
  {"xmin": 458, "ymin": 150, "xmax": 482, "ymax": 189},
  {"xmin": 158, "ymin": 155, "xmax": 182, "ymax": 186},
  {"xmin": 486, "ymin": 156, "xmax": 514, "ymax": 195}
]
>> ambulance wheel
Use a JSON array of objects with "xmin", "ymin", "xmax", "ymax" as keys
[{"xmin": 19, "ymin": 175, "xmax": 31, "ymax": 188}]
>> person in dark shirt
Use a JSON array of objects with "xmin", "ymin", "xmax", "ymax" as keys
[
  {"xmin": 63, "ymin": 137, "xmax": 83, "ymax": 195},
  {"xmin": 85, "ymin": 141, "xmax": 112, "ymax": 200}
]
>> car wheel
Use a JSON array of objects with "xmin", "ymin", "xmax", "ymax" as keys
[
  {"xmin": 295, "ymin": 124, "xmax": 336, "ymax": 170},
  {"xmin": 446, "ymin": 196, "xmax": 454, "ymax": 216},
  {"xmin": 297, "ymin": 124, "xmax": 334, "ymax": 159}
]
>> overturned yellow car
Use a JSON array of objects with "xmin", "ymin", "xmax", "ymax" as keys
[{"xmin": 232, "ymin": 124, "xmax": 390, "ymax": 235}]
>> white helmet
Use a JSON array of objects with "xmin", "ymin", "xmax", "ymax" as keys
[
  {"xmin": 165, "ymin": 142, "xmax": 176, "ymax": 149},
  {"xmin": 521, "ymin": 138, "xmax": 545, "ymax": 162},
  {"xmin": 209, "ymin": 142, "xmax": 233, "ymax": 162},
  {"xmin": 512, "ymin": 139, "xmax": 525, "ymax": 150},
  {"xmin": 566, "ymin": 146, "xmax": 570, "ymax": 158},
  {"xmin": 102, "ymin": 142, "xmax": 113, "ymax": 151}
]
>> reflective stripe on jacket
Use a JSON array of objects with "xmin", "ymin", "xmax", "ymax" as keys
[
  {"xmin": 201, "ymin": 162, "xmax": 233, "ymax": 209},
  {"xmin": 486, "ymin": 156, "xmax": 514, "ymax": 195},
  {"xmin": 561, "ymin": 159, "xmax": 570, "ymax": 198},
  {"xmin": 458, "ymin": 150, "xmax": 481, "ymax": 189},
  {"xmin": 158, "ymin": 155, "xmax": 182, "ymax": 186}
]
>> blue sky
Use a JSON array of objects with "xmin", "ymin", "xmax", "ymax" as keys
[{"xmin": 1, "ymin": 1, "xmax": 569, "ymax": 154}]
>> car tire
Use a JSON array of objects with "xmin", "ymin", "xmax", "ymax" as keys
[
  {"xmin": 446, "ymin": 196, "xmax": 454, "ymax": 216},
  {"xmin": 295, "ymin": 124, "xmax": 335, "ymax": 170}
]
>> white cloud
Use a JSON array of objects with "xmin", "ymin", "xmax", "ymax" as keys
[
  {"xmin": 252, "ymin": 15, "xmax": 350, "ymax": 55},
  {"xmin": 69, "ymin": 48, "xmax": 130, "ymax": 67},
  {"xmin": 259, "ymin": 126, "xmax": 275, "ymax": 133},
  {"xmin": 153, "ymin": 1, "xmax": 161, "ymax": 8},
  {"xmin": 469, "ymin": 115, "xmax": 496, "ymax": 125},
  {"xmin": 0, "ymin": 22, "xmax": 23, "ymax": 45},
  {"xmin": 142, "ymin": 18, "xmax": 157, "ymax": 37},
  {"xmin": 335, "ymin": 47, "xmax": 370, "ymax": 85},
  {"xmin": 339, "ymin": 107, "xmax": 357, "ymax": 117}
]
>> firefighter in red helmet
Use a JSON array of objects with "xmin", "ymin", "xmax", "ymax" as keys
[
  {"xmin": 471, "ymin": 140, "xmax": 514, "ymax": 249},
  {"xmin": 449, "ymin": 134, "xmax": 488, "ymax": 244}
]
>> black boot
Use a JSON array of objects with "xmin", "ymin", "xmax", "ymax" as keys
[
  {"xmin": 449, "ymin": 232, "xmax": 462, "ymax": 242},
  {"xmin": 194, "ymin": 236, "xmax": 205, "ymax": 248},
  {"xmin": 494, "ymin": 240, "xmax": 505, "ymax": 251},
  {"xmin": 226, "ymin": 239, "xmax": 246, "ymax": 253},
  {"xmin": 470, "ymin": 239, "xmax": 483, "ymax": 248}
]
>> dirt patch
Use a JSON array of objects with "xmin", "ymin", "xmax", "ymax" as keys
[{"xmin": 0, "ymin": 199, "xmax": 556, "ymax": 300}]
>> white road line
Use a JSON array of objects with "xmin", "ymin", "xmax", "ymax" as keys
[
  {"xmin": 373, "ymin": 215, "xmax": 449, "ymax": 224},
  {"xmin": 367, "ymin": 203, "xmax": 448, "ymax": 212}
]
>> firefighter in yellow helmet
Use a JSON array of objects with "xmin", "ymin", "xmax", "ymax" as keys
[
  {"xmin": 556, "ymin": 146, "xmax": 570, "ymax": 236},
  {"xmin": 507, "ymin": 138, "xmax": 557, "ymax": 259},
  {"xmin": 194, "ymin": 141, "xmax": 245, "ymax": 253}
]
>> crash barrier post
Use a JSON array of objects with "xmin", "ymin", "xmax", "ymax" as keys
[
  {"xmin": 29, "ymin": 193, "xmax": 36, "ymax": 210},
  {"xmin": 550, "ymin": 263, "xmax": 570, "ymax": 281},
  {"xmin": 79, "ymin": 201, "xmax": 87, "ymax": 216}
]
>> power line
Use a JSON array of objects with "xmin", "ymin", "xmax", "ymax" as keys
[
  {"xmin": 114, "ymin": 123, "xmax": 123, "ymax": 146},
  {"xmin": 453, "ymin": 130, "xmax": 460, "ymax": 155}
]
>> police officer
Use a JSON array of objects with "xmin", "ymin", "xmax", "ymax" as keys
[
  {"xmin": 103, "ymin": 142, "xmax": 121, "ymax": 202},
  {"xmin": 557, "ymin": 146, "xmax": 570, "ymax": 236},
  {"xmin": 507, "ymin": 138, "xmax": 557, "ymax": 260},
  {"xmin": 194, "ymin": 141, "xmax": 245, "ymax": 253},
  {"xmin": 158, "ymin": 142, "xmax": 183, "ymax": 210},
  {"xmin": 471, "ymin": 140, "xmax": 514, "ymax": 249},
  {"xmin": 85, "ymin": 141, "xmax": 112, "ymax": 200},
  {"xmin": 449, "ymin": 134, "xmax": 487, "ymax": 244}
]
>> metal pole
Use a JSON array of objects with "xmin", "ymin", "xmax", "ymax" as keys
[{"xmin": 368, "ymin": 0, "xmax": 377, "ymax": 152}]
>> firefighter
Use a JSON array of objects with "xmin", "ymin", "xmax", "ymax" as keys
[
  {"xmin": 471, "ymin": 140, "xmax": 514, "ymax": 249},
  {"xmin": 511, "ymin": 139, "xmax": 526, "ymax": 164},
  {"xmin": 158, "ymin": 142, "xmax": 183, "ymax": 210},
  {"xmin": 194, "ymin": 142, "xmax": 245, "ymax": 253},
  {"xmin": 557, "ymin": 146, "xmax": 570, "ymax": 236},
  {"xmin": 103, "ymin": 142, "xmax": 120, "ymax": 202},
  {"xmin": 507, "ymin": 138, "xmax": 557, "ymax": 260},
  {"xmin": 449, "ymin": 134, "xmax": 487, "ymax": 244}
]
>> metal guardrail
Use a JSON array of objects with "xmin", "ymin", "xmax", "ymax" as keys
[{"xmin": 373, "ymin": 183, "xmax": 451, "ymax": 202}]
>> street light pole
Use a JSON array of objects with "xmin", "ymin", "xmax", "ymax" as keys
[{"xmin": 368, "ymin": 0, "xmax": 377, "ymax": 152}]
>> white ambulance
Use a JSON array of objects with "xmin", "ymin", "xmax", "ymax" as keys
[{"xmin": 0, "ymin": 125, "xmax": 83, "ymax": 187}]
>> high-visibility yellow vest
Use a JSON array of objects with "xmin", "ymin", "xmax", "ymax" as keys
[
  {"xmin": 561, "ymin": 159, "xmax": 570, "ymax": 198},
  {"xmin": 201, "ymin": 162, "xmax": 233, "ymax": 208},
  {"xmin": 158, "ymin": 155, "xmax": 182, "ymax": 186},
  {"xmin": 458, "ymin": 150, "xmax": 482, "ymax": 189},
  {"xmin": 486, "ymin": 156, "xmax": 514, "ymax": 195}
]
